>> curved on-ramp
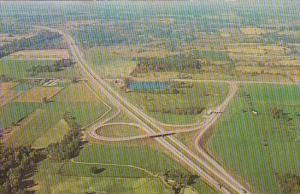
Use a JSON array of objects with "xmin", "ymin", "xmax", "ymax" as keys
[{"xmin": 40, "ymin": 25, "xmax": 252, "ymax": 194}]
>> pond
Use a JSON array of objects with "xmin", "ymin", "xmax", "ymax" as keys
[
  {"xmin": 128, "ymin": 82, "xmax": 170, "ymax": 90},
  {"xmin": 13, "ymin": 82, "xmax": 33, "ymax": 92}
]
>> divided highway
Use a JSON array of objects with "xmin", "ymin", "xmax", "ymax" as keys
[{"xmin": 39, "ymin": 26, "xmax": 251, "ymax": 194}]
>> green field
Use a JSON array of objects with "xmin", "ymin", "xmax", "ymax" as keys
[
  {"xmin": 1, "ymin": 81, "xmax": 109, "ymax": 147},
  {"xmin": 34, "ymin": 143, "xmax": 217, "ymax": 194},
  {"xmin": 108, "ymin": 110, "xmax": 137, "ymax": 123},
  {"xmin": 0, "ymin": 58, "xmax": 80, "ymax": 79},
  {"xmin": 97, "ymin": 124, "xmax": 146, "ymax": 138},
  {"xmin": 83, "ymin": 46, "xmax": 136, "ymax": 78},
  {"xmin": 74, "ymin": 144, "xmax": 186, "ymax": 174},
  {"xmin": 207, "ymin": 84, "xmax": 300, "ymax": 194},
  {"xmin": 33, "ymin": 119, "xmax": 70, "ymax": 149},
  {"xmin": 74, "ymin": 144, "xmax": 217, "ymax": 193},
  {"xmin": 34, "ymin": 160, "xmax": 172, "ymax": 194},
  {"xmin": 0, "ymin": 102, "xmax": 39, "ymax": 129},
  {"xmin": 121, "ymin": 82, "xmax": 229, "ymax": 124},
  {"xmin": 4, "ymin": 101, "xmax": 108, "ymax": 147}
]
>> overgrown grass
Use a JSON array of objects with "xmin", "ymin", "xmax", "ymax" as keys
[{"xmin": 121, "ymin": 82, "xmax": 229, "ymax": 124}]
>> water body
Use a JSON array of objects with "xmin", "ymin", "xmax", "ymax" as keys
[{"xmin": 128, "ymin": 82, "xmax": 170, "ymax": 90}]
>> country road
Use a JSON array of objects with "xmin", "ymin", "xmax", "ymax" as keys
[{"xmin": 39, "ymin": 26, "xmax": 251, "ymax": 194}]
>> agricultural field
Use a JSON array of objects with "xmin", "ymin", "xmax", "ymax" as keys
[
  {"xmin": 0, "ymin": 32, "xmax": 35, "ymax": 42},
  {"xmin": 206, "ymin": 84, "xmax": 300, "ymax": 194},
  {"xmin": 240, "ymin": 27, "xmax": 269, "ymax": 35},
  {"xmin": 0, "ymin": 1, "xmax": 299, "ymax": 194},
  {"xmin": 14, "ymin": 86, "xmax": 63, "ymax": 102},
  {"xmin": 0, "ymin": 81, "xmax": 18, "ymax": 90},
  {"xmin": 8, "ymin": 49, "xmax": 70, "ymax": 60},
  {"xmin": 0, "ymin": 58, "xmax": 80, "ymax": 79},
  {"xmin": 1, "ymin": 81, "xmax": 109, "ymax": 147},
  {"xmin": 54, "ymin": 82, "xmax": 100, "ymax": 102}
]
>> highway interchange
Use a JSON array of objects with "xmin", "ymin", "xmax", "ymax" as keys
[{"xmin": 39, "ymin": 25, "xmax": 297, "ymax": 194}]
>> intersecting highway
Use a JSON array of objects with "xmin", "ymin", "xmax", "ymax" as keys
[{"xmin": 39, "ymin": 26, "xmax": 251, "ymax": 194}]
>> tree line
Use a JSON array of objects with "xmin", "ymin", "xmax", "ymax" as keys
[
  {"xmin": 27, "ymin": 59, "xmax": 74, "ymax": 74},
  {"xmin": 131, "ymin": 54, "xmax": 203, "ymax": 74},
  {"xmin": 46, "ymin": 112, "xmax": 83, "ymax": 162},
  {"xmin": 0, "ymin": 74, "xmax": 12, "ymax": 82},
  {"xmin": 163, "ymin": 169, "xmax": 197, "ymax": 194},
  {"xmin": 276, "ymin": 173, "xmax": 300, "ymax": 194},
  {"xmin": 0, "ymin": 31, "xmax": 61, "ymax": 58},
  {"xmin": 0, "ymin": 146, "xmax": 44, "ymax": 194},
  {"xmin": 0, "ymin": 112, "xmax": 83, "ymax": 193},
  {"xmin": 147, "ymin": 105, "xmax": 205, "ymax": 115}
]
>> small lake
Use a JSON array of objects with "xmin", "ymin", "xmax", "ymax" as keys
[
  {"xmin": 13, "ymin": 83, "xmax": 33, "ymax": 92},
  {"xmin": 128, "ymin": 82, "xmax": 170, "ymax": 90}
]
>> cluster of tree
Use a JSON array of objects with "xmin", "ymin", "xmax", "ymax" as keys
[
  {"xmin": 276, "ymin": 173, "xmax": 300, "ymax": 194},
  {"xmin": 0, "ymin": 31, "xmax": 61, "ymax": 58},
  {"xmin": 90, "ymin": 166, "xmax": 105, "ymax": 175},
  {"xmin": 271, "ymin": 107, "xmax": 293, "ymax": 121},
  {"xmin": 0, "ymin": 146, "xmax": 43, "ymax": 194},
  {"xmin": 148, "ymin": 105, "xmax": 205, "ymax": 115},
  {"xmin": 131, "ymin": 54, "xmax": 203, "ymax": 74},
  {"xmin": 130, "ymin": 88, "xmax": 180, "ymax": 94},
  {"xmin": 0, "ymin": 74, "xmax": 12, "ymax": 82},
  {"xmin": 170, "ymin": 81, "xmax": 193, "ymax": 88},
  {"xmin": 163, "ymin": 169, "xmax": 196, "ymax": 194},
  {"xmin": 272, "ymin": 107, "xmax": 284, "ymax": 119},
  {"xmin": 46, "ymin": 112, "xmax": 82, "ymax": 162},
  {"xmin": 27, "ymin": 59, "xmax": 74, "ymax": 74}
]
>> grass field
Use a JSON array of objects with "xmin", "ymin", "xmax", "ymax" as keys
[
  {"xmin": 4, "ymin": 101, "xmax": 108, "ymax": 146},
  {"xmin": 108, "ymin": 110, "xmax": 137, "ymax": 123},
  {"xmin": 1, "ymin": 80, "xmax": 108, "ymax": 146},
  {"xmin": 0, "ymin": 81, "xmax": 18, "ymax": 90},
  {"xmin": 33, "ymin": 119, "xmax": 70, "ymax": 149},
  {"xmin": 206, "ymin": 83, "xmax": 300, "ymax": 194},
  {"xmin": 74, "ymin": 144, "xmax": 217, "ymax": 193},
  {"xmin": 14, "ymin": 86, "xmax": 63, "ymax": 102},
  {"xmin": 0, "ymin": 89, "xmax": 18, "ymax": 107},
  {"xmin": 0, "ymin": 102, "xmax": 39, "ymax": 129},
  {"xmin": 34, "ymin": 160, "xmax": 172, "ymax": 194},
  {"xmin": 240, "ymin": 27, "xmax": 268, "ymax": 35},
  {"xmin": 74, "ymin": 144, "xmax": 186, "ymax": 174},
  {"xmin": 8, "ymin": 49, "xmax": 70, "ymax": 60},
  {"xmin": 121, "ymin": 82, "xmax": 229, "ymax": 124},
  {"xmin": 0, "ymin": 58, "xmax": 80, "ymax": 79},
  {"xmin": 97, "ymin": 124, "xmax": 146, "ymax": 138},
  {"xmin": 83, "ymin": 46, "xmax": 136, "ymax": 78},
  {"xmin": 54, "ymin": 82, "xmax": 99, "ymax": 102},
  {"xmin": 226, "ymin": 44, "xmax": 284, "ymax": 55},
  {"xmin": 33, "ymin": 143, "xmax": 216, "ymax": 194}
]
